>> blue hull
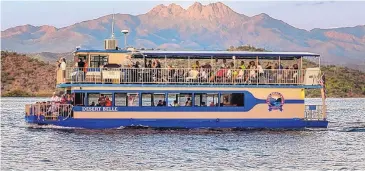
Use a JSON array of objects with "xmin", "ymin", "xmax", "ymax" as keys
[{"xmin": 25, "ymin": 116, "xmax": 328, "ymax": 129}]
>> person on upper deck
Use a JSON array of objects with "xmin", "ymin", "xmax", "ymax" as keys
[
  {"xmin": 240, "ymin": 61, "xmax": 246, "ymax": 70},
  {"xmin": 193, "ymin": 61, "xmax": 200, "ymax": 69},
  {"xmin": 265, "ymin": 62, "xmax": 272, "ymax": 69},
  {"xmin": 77, "ymin": 58, "xmax": 85, "ymax": 70},
  {"xmin": 60, "ymin": 58, "xmax": 67, "ymax": 82},
  {"xmin": 83, "ymin": 59, "xmax": 88, "ymax": 73},
  {"xmin": 221, "ymin": 59, "xmax": 228, "ymax": 68},
  {"xmin": 256, "ymin": 62, "xmax": 264, "ymax": 75},
  {"xmin": 122, "ymin": 55, "xmax": 133, "ymax": 68}
]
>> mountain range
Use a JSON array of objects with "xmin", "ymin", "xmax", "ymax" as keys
[{"xmin": 1, "ymin": 2, "xmax": 365, "ymax": 68}]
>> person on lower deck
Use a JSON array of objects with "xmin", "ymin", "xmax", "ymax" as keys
[
  {"xmin": 105, "ymin": 97, "xmax": 112, "ymax": 107},
  {"xmin": 157, "ymin": 100, "xmax": 164, "ymax": 106},
  {"xmin": 98, "ymin": 94, "xmax": 106, "ymax": 106}
]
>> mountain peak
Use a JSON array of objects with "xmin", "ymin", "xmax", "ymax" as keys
[
  {"xmin": 185, "ymin": 1, "xmax": 239, "ymax": 19},
  {"xmin": 147, "ymin": 3, "xmax": 185, "ymax": 17}
]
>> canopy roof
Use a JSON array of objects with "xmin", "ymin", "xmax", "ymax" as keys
[
  {"xmin": 132, "ymin": 50, "xmax": 320, "ymax": 60},
  {"xmin": 75, "ymin": 49, "xmax": 129, "ymax": 53}
]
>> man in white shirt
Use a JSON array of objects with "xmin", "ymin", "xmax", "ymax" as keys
[
  {"xmin": 60, "ymin": 58, "xmax": 67, "ymax": 82},
  {"xmin": 51, "ymin": 92, "xmax": 60, "ymax": 102}
]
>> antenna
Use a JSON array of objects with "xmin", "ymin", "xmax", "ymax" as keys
[{"xmin": 111, "ymin": 10, "xmax": 115, "ymax": 39}]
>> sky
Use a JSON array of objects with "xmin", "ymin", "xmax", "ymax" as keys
[{"xmin": 1, "ymin": 0, "xmax": 365, "ymax": 31}]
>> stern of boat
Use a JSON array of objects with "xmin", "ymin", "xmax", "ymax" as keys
[
  {"xmin": 25, "ymin": 103, "xmax": 73, "ymax": 125},
  {"xmin": 304, "ymin": 104, "xmax": 328, "ymax": 128}
]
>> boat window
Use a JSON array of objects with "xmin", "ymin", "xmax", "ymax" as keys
[
  {"xmin": 115, "ymin": 93, "xmax": 127, "ymax": 106},
  {"xmin": 167, "ymin": 93, "xmax": 178, "ymax": 107},
  {"xmin": 195, "ymin": 93, "xmax": 219, "ymax": 107},
  {"xmin": 154, "ymin": 93, "xmax": 166, "ymax": 106},
  {"xmin": 220, "ymin": 93, "xmax": 244, "ymax": 107},
  {"xmin": 127, "ymin": 93, "xmax": 139, "ymax": 106},
  {"xmin": 90, "ymin": 55, "xmax": 108, "ymax": 68},
  {"xmin": 179, "ymin": 93, "xmax": 193, "ymax": 106},
  {"xmin": 141, "ymin": 93, "xmax": 153, "ymax": 106},
  {"xmin": 88, "ymin": 93, "xmax": 99, "ymax": 106},
  {"xmin": 87, "ymin": 93, "xmax": 112, "ymax": 106},
  {"xmin": 74, "ymin": 93, "xmax": 85, "ymax": 106}
]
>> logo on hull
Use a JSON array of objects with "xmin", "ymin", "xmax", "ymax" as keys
[{"xmin": 266, "ymin": 92, "xmax": 285, "ymax": 111}]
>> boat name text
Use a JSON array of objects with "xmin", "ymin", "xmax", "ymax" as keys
[{"xmin": 82, "ymin": 107, "xmax": 118, "ymax": 112}]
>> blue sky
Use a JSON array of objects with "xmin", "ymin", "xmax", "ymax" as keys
[{"xmin": 1, "ymin": 1, "xmax": 365, "ymax": 31}]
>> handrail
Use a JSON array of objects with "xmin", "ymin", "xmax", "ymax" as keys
[
  {"xmin": 305, "ymin": 104, "xmax": 325, "ymax": 120},
  {"xmin": 26, "ymin": 103, "xmax": 73, "ymax": 120},
  {"xmin": 57, "ymin": 67, "xmax": 321, "ymax": 85}
]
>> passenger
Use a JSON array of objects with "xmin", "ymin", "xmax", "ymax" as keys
[
  {"xmin": 60, "ymin": 94, "xmax": 67, "ymax": 104},
  {"xmin": 83, "ymin": 59, "xmax": 88, "ymax": 74},
  {"xmin": 122, "ymin": 55, "xmax": 133, "ymax": 68},
  {"xmin": 199, "ymin": 66, "xmax": 208, "ymax": 81},
  {"xmin": 185, "ymin": 98, "xmax": 192, "ymax": 106},
  {"xmin": 257, "ymin": 62, "xmax": 264, "ymax": 76},
  {"xmin": 157, "ymin": 100, "xmax": 164, "ymax": 106},
  {"xmin": 240, "ymin": 61, "xmax": 246, "ymax": 70},
  {"xmin": 77, "ymin": 58, "xmax": 85, "ymax": 81},
  {"xmin": 209, "ymin": 101, "xmax": 215, "ymax": 107},
  {"xmin": 51, "ymin": 92, "xmax": 60, "ymax": 102},
  {"xmin": 201, "ymin": 102, "xmax": 206, "ymax": 107},
  {"xmin": 221, "ymin": 59, "xmax": 227, "ymax": 68},
  {"xmin": 265, "ymin": 62, "xmax": 272, "ymax": 69},
  {"xmin": 162, "ymin": 101, "xmax": 166, "ymax": 106},
  {"xmin": 155, "ymin": 60, "xmax": 161, "ymax": 81},
  {"xmin": 187, "ymin": 67, "xmax": 199, "ymax": 81},
  {"xmin": 105, "ymin": 97, "xmax": 112, "ymax": 107},
  {"xmin": 66, "ymin": 94, "xmax": 73, "ymax": 105},
  {"xmin": 172, "ymin": 100, "xmax": 179, "ymax": 107},
  {"xmin": 90, "ymin": 102, "xmax": 95, "ymax": 106},
  {"xmin": 60, "ymin": 58, "xmax": 67, "ymax": 82},
  {"xmin": 78, "ymin": 58, "xmax": 85, "ymax": 71},
  {"xmin": 193, "ymin": 61, "xmax": 200, "ymax": 68},
  {"xmin": 98, "ymin": 94, "xmax": 106, "ymax": 106}
]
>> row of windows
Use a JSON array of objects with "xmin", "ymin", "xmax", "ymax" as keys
[{"xmin": 84, "ymin": 93, "xmax": 244, "ymax": 107}]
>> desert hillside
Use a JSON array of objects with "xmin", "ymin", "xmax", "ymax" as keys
[
  {"xmin": 1, "ymin": 48, "xmax": 365, "ymax": 97},
  {"xmin": 1, "ymin": 51, "xmax": 56, "ymax": 96}
]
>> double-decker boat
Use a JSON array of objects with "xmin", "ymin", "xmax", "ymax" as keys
[{"xmin": 24, "ymin": 38, "xmax": 328, "ymax": 129}]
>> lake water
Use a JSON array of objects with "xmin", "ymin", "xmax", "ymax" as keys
[{"xmin": 1, "ymin": 97, "xmax": 365, "ymax": 170}]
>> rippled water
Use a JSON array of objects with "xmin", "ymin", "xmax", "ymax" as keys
[{"xmin": 1, "ymin": 97, "xmax": 365, "ymax": 170}]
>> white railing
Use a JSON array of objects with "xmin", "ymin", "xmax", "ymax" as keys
[
  {"xmin": 25, "ymin": 103, "xmax": 73, "ymax": 120},
  {"xmin": 305, "ymin": 105, "xmax": 325, "ymax": 120},
  {"xmin": 57, "ymin": 67, "xmax": 320, "ymax": 85}
]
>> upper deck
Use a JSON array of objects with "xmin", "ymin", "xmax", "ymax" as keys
[{"xmin": 56, "ymin": 50, "xmax": 323, "ymax": 88}]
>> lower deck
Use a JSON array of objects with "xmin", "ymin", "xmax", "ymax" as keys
[
  {"xmin": 25, "ymin": 116, "xmax": 328, "ymax": 129},
  {"xmin": 25, "ymin": 86, "xmax": 327, "ymax": 129}
]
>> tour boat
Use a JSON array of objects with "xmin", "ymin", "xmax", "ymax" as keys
[{"xmin": 24, "ymin": 41, "xmax": 328, "ymax": 129}]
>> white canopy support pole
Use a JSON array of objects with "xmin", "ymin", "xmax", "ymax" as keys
[
  {"xmin": 210, "ymin": 56, "xmax": 213, "ymax": 67},
  {"xmin": 233, "ymin": 56, "xmax": 236, "ymax": 69},
  {"xmin": 300, "ymin": 56, "xmax": 303, "ymax": 84},
  {"xmin": 188, "ymin": 56, "xmax": 190, "ymax": 69},
  {"xmin": 256, "ymin": 56, "xmax": 259, "ymax": 85},
  {"xmin": 164, "ymin": 55, "xmax": 167, "ymax": 68}
]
